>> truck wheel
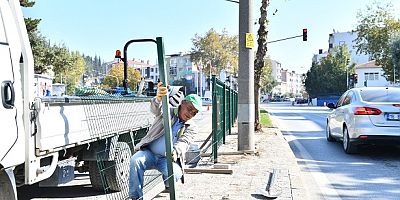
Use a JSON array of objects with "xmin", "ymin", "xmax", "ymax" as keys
[
  {"xmin": 0, "ymin": 170, "xmax": 17, "ymax": 200},
  {"xmin": 89, "ymin": 142, "xmax": 132, "ymax": 192}
]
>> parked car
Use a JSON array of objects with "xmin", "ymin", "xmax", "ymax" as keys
[
  {"xmin": 201, "ymin": 97, "xmax": 212, "ymax": 106},
  {"xmin": 326, "ymin": 87, "xmax": 400, "ymax": 154}
]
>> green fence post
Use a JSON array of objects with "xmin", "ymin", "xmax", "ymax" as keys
[
  {"xmin": 228, "ymin": 86, "xmax": 231, "ymax": 135},
  {"xmin": 222, "ymin": 83, "xmax": 226, "ymax": 144},
  {"xmin": 212, "ymin": 75, "xmax": 218, "ymax": 163},
  {"xmin": 232, "ymin": 89, "xmax": 234, "ymax": 126},
  {"xmin": 156, "ymin": 37, "xmax": 176, "ymax": 200}
]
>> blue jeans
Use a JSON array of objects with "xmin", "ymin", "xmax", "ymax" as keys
[{"xmin": 128, "ymin": 149, "xmax": 183, "ymax": 199}]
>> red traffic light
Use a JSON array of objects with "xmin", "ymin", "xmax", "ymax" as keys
[
  {"xmin": 303, "ymin": 28, "xmax": 308, "ymax": 41},
  {"xmin": 115, "ymin": 50, "xmax": 121, "ymax": 59}
]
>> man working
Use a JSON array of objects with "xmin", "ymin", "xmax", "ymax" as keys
[{"xmin": 128, "ymin": 83, "xmax": 202, "ymax": 200}]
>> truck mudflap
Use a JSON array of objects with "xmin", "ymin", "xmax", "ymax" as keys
[
  {"xmin": 34, "ymin": 96, "xmax": 154, "ymax": 153},
  {"xmin": 27, "ymin": 152, "xmax": 59, "ymax": 184}
]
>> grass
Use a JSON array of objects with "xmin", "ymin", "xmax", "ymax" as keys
[{"xmin": 260, "ymin": 109, "xmax": 273, "ymax": 127}]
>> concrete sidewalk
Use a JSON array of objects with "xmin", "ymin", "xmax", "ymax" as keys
[{"xmin": 154, "ymin": 108, "xmax": 308, "ymax": 200}]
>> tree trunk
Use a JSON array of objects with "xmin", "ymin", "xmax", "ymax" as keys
[
  {"xmin": 254, "ymin": 86, "xmax": 262, "ymax": 131},
  {"xmin": 254, "ymin": 0, "xmax": 270, "ymax": 132}
]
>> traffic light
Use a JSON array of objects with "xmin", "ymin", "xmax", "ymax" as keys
[
  {"xmin": 302, "ymin": 28, "xmax": 308, "ymax": 41},
  {"xmin": 115, "ymin": 50, "xmax": 121, "ymax": 59},
  {"xmin": 353, "ymin": 73, "xmax": 358, "ymax": 84},
  {"xmin": 350, "ymin": 74, "xmax": 358, "ymax": 86}
]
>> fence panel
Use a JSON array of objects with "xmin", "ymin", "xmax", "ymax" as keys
[{"xmin": 211, "ymin": 75, "xmax": 238, "ymax": 163}]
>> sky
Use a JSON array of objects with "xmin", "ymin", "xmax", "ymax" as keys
[{"xmin": 22, "ymin": 0, "xmax": 400, "ymax": 74}]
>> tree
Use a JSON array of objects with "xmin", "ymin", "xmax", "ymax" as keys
[
  {"xmin": 30, "ymin": 32, "xmax": 52, "ymax": 74},
  {"xmin": 190, "ymin": 29, "xmax": 238, "ymax": 77},
  {"xmin": 20, "ymin": 0, "xmax": 41, "ymax": 35},
  {"xmin": 354, "ymin": 1, "xmax": 400, "ymax": 82},
  {"xmin": 63, "ymin": 51, "xmax": 86, "ymax": 95},
  {"xmin": 305, "ymin": 45, "xmax": 352, "ymax": 97},
  {"xmin": 254, "ymin": 0, "xmax": 270, "ymax": 131},
  {"xmin": 103, "ymin": 63, "xmax": 141, "ymax": 90},
  {"xmin": 260, "ymin": 57, "xmax": 277, "ymax": 95},
  {"xmin": 390, "ymin": 38, "xmax": 400, "ymax": 83}
]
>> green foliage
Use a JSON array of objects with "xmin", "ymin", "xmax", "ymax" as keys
[
  {"xmin": 390, "ymin": 38, "xmax": 400, "ymax": 83},
  {"xmin": 190, "ymin": 28, "xmax": 238, "ymax": 76},
  {"xmin": 259, "ymin": 57, "xmax": 277, "ymax": 94},
  {"xmin": 29, "ymin": 32, "xmax": 50, "ymax": 74},
  {"xmin": 102, "ymin": 63, "xmax": 141, "ymax": 90},
  {"xmin": 22, "ymin": 0, "xmax": 100, "ymax": 95},
  {"xmin": 20, "ymin": 0, "xmax": 40, "ymax": 33},
  {"xmin": 305, "ymin": 46, "xmax": 352, "ymax": 97},
  {"xmin": 19, "ymin": 0, "xmax": 35, "ymax": 7},
  {"xmin": 83, "ymin": 54, "xmax": 103, "ymax": 76},
  {"xmin": 354, "ymin": 1, "xmax": 400, "ymax": 81}
]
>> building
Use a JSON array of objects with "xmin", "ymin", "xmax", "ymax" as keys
[
  {"xmin": 328, "ymin": 31, "xmax": 370, "ymax": 65},
  {"xmin": 313, "ymin": 31, "xmax": 371, "ymax": 65},
  {"xmin": 280, "ymin": 69, "xmax": 304, "ymax": 96},
  {"xmin": 270, "ymin": 60, "xmax": 282, "ymax": 95},
  {"xmin": 104, "ymin": 59, "xmax": 160, "ymax": 84},
  {"xmin": 165, "ymin": 53, "xmax": 205, "ymax": 95},
  {"xmin": 269, "ymin": 59, "xmax": 305, "ymax": 97},
  {"xmin": 312, "ymin": 49, "xmax": 328, "ymax": 63},
  {"xmin": 126, "ymin": 59, "xmax": 159, "ymax": 83},
  {"xmin": 355, "ymin": 60, "xmax": 390, "ymax": 88}
]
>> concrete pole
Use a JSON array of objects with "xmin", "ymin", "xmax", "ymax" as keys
[{"xmin": 238, "ymin": 0, "xmax": 255, "ymax": 151}]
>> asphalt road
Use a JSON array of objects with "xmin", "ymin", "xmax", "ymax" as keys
[{"xmin": 263, "ymin": 102, "xmax": 400, "ymax": 200}]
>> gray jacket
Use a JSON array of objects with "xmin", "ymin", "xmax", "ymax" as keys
[{"xmin": 134, "ymin": 98, "xmax": 197, "ymax": 163}]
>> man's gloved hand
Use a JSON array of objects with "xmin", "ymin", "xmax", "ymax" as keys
[
  {"xmin": 171, "ymin": 149, "xmax": 178, "ymax": 162},
  {"xmin": 156, "ymin": 82, "xmax": 168, "ymax": 102}
]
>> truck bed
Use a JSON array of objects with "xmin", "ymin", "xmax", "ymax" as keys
[{"xmin": 35, "ymin": 96, "xmax": 154, "ymax": 153}]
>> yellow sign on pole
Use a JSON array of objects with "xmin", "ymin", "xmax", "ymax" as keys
[{"xmin": 245, "ymin": 33, "xmax": 254, "ymax": 49}]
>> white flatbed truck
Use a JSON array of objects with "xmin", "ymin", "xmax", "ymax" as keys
[{"xmin": 0, "ymin": 1, "xmax": 157, "ymax": 199}]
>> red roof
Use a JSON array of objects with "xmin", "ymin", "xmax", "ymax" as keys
[{"xmin": 355, "ymin": 60, "xmax": 380, "ymax": 69}]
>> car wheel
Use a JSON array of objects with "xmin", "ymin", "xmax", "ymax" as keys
[
  {"xmin": 326, "ymin": 121, "xmax": 335, "ymax": 142},
  {"xmin": 343, "ymin": 126, "xmax": 357, "ymax": 154}
]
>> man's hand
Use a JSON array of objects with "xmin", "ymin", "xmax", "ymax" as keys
[
  {"xmin": 156, "ymin": 82, "xmax": 168, "ymax": 102},
  {"xmin": 171, "ymin": 149, "xmax": 177, "ymax": 162}
]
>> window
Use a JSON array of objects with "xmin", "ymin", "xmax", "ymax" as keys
[
  {"xmin": 364, "ymin": 72, "xmax": 379, "ymax": 81},
  {"xmin": 169, "ymin": 67, "xmax": 177, "ymax": 75},
  {"xmin": 337, "ymin": 91, "xmax": 348, "ymax": 107},
  {"xmin": 151, "ymin": 68, "xmax": 154, "ymax": 72},
  {"xmin": 342, "ymin": 91, "xmax": 354, "ymax": 106},
  {"xmin": 360, "ymin": 88, "xmax": 400, "ymax": 102}
]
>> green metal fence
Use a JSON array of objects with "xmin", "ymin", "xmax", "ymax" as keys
[{"xmin": 211, "ymin": 75, "xmax": 238, "ymax": 163}]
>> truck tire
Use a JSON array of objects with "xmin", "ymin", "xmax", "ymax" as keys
[
  {"xmin": 0, "ymin": 170, "xmax": 17, "ymax": 200},
  {"xmin": 89, "ymin": 142, "xmax": 132, "ymax": 192}
]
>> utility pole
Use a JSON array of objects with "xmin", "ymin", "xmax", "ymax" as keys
[{"xmin": 238, "ymin": 0, "xmax": 255, "ymax": 151}]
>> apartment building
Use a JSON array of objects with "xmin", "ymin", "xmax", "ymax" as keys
[{"xmin": 165, "ymin": 53, "xmax": 205, "ymax": 95}]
